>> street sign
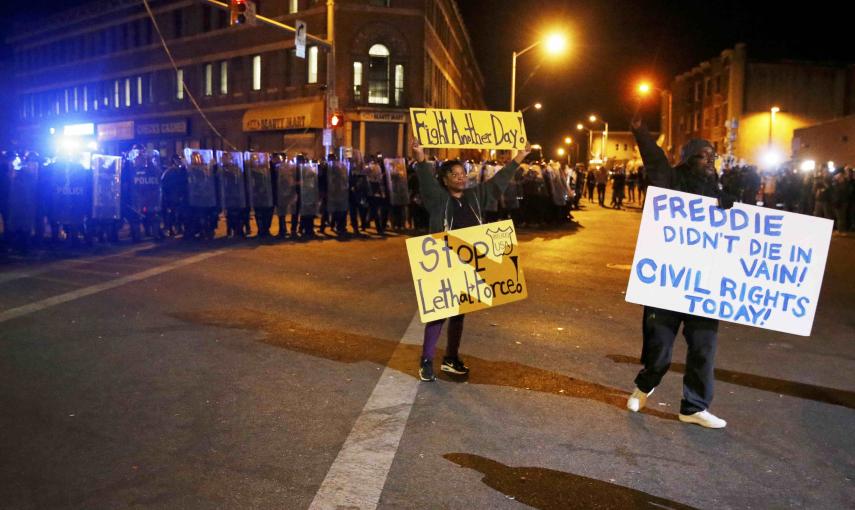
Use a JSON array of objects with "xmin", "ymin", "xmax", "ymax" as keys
[
  {"xmin": 295, "ymin": 20, "xmax": 307, "ymax": 59},
  {"xmin": 323, "ymin": 128, "xmax": 332, "ymax": 147}
]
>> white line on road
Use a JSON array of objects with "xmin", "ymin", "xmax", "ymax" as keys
[
  {"xmin": 0, "ymin": 250, "xmax": 225, "ymax": 324},
  {"xmin": 0, "ymin": 242, "xmax": 157, "ymax": 284},
  {"xmin": 308, "ymin": 313, "xmax": 424, "ymax": 510}
]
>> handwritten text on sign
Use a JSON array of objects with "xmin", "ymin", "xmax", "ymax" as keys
[
  {"xmin": 409, "ymin": 108, "xmax": 528, "ymax": 150},
  {"xmin": 407, "ymin": 220, "xmax": 528, "ymax": 323},
  {"xmin": 625, "ymin": 186, "xmax": 833, "ymax": 336}
]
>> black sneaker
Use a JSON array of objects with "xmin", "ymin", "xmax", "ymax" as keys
[
  {"xmin": 441, "ymin": 356, "xmax": 469, "ymax": 375},
  {"xmin": 419, "ymin": 358, "xmax": 436, "ymax": 382}
]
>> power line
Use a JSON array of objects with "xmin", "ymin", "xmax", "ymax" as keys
[{"xmin": 141, "ymin": 0, "xmax": 237, "ymax": 151}]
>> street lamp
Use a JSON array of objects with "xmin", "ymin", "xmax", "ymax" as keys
[
  {"xmin": 510, "ymin": 31, "xmax": 569, "ymax": 112},
  {"xmin": 769, "ymin": 106, "xmax": 780, "ymax": 145},
  {"xmin": 637, "ymin": 82, "xmax": 652, "ymax": 96},
  {"xmin": 588, "ymin": 114, "xmax": 609, "ymax": 163},
  {"xmin": 520, "ymin": 102, "xmax": 543, "ymax": 114},
  {"xmin": 577, "ymin": 123, "xmax": 593, "ymax": 163}
]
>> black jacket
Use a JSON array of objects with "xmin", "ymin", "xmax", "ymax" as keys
[{"xmin": 632, "ymin": 124, "xmax": 734, "ymax": 208}]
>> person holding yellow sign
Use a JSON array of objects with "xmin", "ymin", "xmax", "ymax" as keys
[{"xmin": 411, "ymin": 139, "xmax": 530, "ymax": 381}]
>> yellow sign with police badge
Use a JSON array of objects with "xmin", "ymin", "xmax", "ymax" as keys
[{"xmin": 406, "ymin": 220, "xmax": 528, "ymax": 323}]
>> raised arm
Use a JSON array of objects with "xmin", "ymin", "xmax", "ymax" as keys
[
  {"xmin": 630, "ymin": 118, "xmax": 674, "ymax": 189},
  {"xmin": 411, "ymin": 139, "xmax": 444, "ymax": 209}
]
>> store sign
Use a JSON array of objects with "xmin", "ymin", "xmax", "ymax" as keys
[
  {"xmin": 359, "ymin": 111, "xmax": 407, "ymax": 123},
  {"xmin": 136, "ymin": 119, "xmax": 189, "ymax": 137},
  {"xmin": 243, "ymin": 102, "xmax": 324, "ymax": 132},
  {"xmin": 97, "ymin": 121, "xmax": 135, "ymax": 142},
  {"xmin": 63, "ymin": 123, "xmax": 95, "ymax": 136}
]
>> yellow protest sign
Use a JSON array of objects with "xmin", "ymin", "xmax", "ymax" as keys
[
  {"xmin": 409, "ymin": 108, "xmax": 528, "ymax": 150},
  {"xmin": 406, "ymin": 220, "xmax": 528, "ymax": 323}
]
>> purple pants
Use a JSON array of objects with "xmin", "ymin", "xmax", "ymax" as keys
[{"xmin": 422, "ymin": 315, "xmax": 464, "ymax": 361}]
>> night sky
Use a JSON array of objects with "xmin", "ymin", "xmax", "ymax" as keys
[{"xmin": 2, "ymin": 0, "xmax": 852, "ymax": 153}]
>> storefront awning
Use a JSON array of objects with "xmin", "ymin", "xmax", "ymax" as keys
[{"xmin": 242, "ymin": 101, "xmax": 325, "ymax": 132}]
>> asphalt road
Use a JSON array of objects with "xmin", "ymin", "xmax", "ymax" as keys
[{"xmin": 1, "ymin": 198, "xmax": 853, "ymax": 510}]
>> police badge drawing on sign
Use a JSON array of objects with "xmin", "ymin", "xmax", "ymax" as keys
[{"xmin": 486, "ymin": 226, "xmax": 515, "ymax": 257}]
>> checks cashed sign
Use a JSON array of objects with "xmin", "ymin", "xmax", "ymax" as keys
[
  {"xmin": 407, "ymin": 220, "xmax": 528, "ymax": 323},
  {"xmin": 625, "ymin": 186, "xmax": 833, "ymax": 336}
]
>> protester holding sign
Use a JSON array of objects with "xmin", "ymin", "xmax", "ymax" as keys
[
  {"xmin": 625, "ymin": 117, "xmax": 738, "ymax": 429},
  {"xmin": 411, "ymin": 139, "xmax": 530, "ymax": 382}
]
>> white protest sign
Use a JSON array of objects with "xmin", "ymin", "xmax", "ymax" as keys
[{"xmin": 625, "ymin": 186, "xmax": 833, "ymax": 336}]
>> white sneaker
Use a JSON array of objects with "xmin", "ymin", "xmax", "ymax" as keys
[
  {"xmin": 626, "ymin": 387, "xmax": 653, "ymax": 412},
  {"xmin": 679, "ymin": 410, "xmax": 727, "ymax": 429}
]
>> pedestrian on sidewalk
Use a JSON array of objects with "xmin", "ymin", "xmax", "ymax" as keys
[
  {"xmin": 626, "ymin": 116, "xmax": 737, "ymax": 429},
  {"xmin": 411, "ymin": 139, "xmax": 530, "ymax": 382}
]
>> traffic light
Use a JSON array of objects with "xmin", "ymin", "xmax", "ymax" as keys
[
  {"xmin": 329, "ymin": 112, "xmax": 343, "ymax": 128},
  {"xmin": 230, "ymin": 0, "xmax": 256, "ymax": 26}
]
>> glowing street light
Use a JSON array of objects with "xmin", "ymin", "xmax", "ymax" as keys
[
  {"xmin": 556, "ymin": 147, "xmax": 566, "ymax": 157},
  {"xmin": 534, "ymin": 102, "xmax": 542, "ymax": 110},
  {"xmin": 564, "ymin": 136, "xmax": 572, "ymax": 145},
  {"xmin": 544, "ymin": 33, "xmax": 568, "ymax": 55},
  {"xmin": 576, "ymin": 123, "xmax": 584, "ymax": 131},
  {"xmin": 588, "ymin": 115, "xmax": 597, "ymax": 123},
  {"xmin": 510, "ymin": 31, "xmax": 570, "ymax": 111},
  {"xmin": 638, "ymin": 82, "xmax": 652, "ymax": 96}
]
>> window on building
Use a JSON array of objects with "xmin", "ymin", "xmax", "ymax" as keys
[
  {"xmin": 615, "ymin": 143, "xmax": 620, "ymax": 151},
  {"xmin": 289, "ymin": 0, "xmax": 298, "ymax": 13},
  {"xmin": 624, "ymin": 144, "xmax": 628, "ymax": 151},
  {"xmin": 394, "ymin": 64, "xmax": 404, "ymax": 105},
  {"xmin": 220, "ymin": 61, "xmax": 229, "ymax": 94},
  {"xmin": 353, "ymin": 61, "xmax": 363, "ymax": 99},
  {"xmin": 82, "ymin": 87, "xmax": 88, "ymax": 112},
  {"xmin": 113, "ymin": 80, "xmax": 120, "ymax": 108},
  {"xmin": 252, "ymin": 55, "xmax": 262, "ymax": 90},
  {"xmin": 705, "ymin": 78, "xmax": 711, "ymax": 98},
  {"xmin": 715, "ymin": 75, "xmax": 722, "ymax": 94},
  {"xmin": 693, "ymin": 111, "xmax": 700, "ymax": 131},
  {"xmin": 368, "ymin": 44, "xmax": 390, "ymax": 104},
  {"xmin": 125, "ymin": 78, "xmax": 131, "ymax": 107},
  {"xmin": 307, "ymin": 47, "xmax": 318, "ymax": 84},
  {"xmin": 176, "ymin": 69, "xmax": 184, "ymax": 100},
  {"xmin": 369, "ymin": 0, "xmax": 391, "ymax": 5},
  {"xmin": 205, "ymin": 63, "xmax": 213, "ymax": 96},
  {"xmin": 694, "ymin": 82, "xmax": 700, "ymax": 102},
  {"xmin": 137, "ymin": 76, "xmax": 144, "ymax": 104}
]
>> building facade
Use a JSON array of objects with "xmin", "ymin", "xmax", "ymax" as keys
[
  {"xmin": 793, "ymin": 115, "xmax": 855, "ymax": 168},
  {"xmin": 660, "ymin": 43, "xmax": 855, "ymax": 167},
  {"xmin": 9, "ymin": 0, "xmax": 486, "ymax": 160}
]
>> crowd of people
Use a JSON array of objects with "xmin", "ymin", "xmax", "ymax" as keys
[
  {"xmin": 720, "ymin": 163, "xmax": 855, "ymax": 232},
  {"xmin": 0, "ymin": 147, "xmax": 586, "ymax": 255}
]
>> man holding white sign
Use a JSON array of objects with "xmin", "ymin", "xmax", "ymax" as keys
[
  {"xmin": 411, "ymin": 138, "xmax": 530, "ymax": 382},
  {"xmin": 624, "ymin": 117, "xmax": 739, "ymax": 429}
]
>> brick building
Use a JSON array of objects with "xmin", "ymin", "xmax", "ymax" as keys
[
  {"xmin": 660, "ymin": 43, "xmax": 855, "ymax": 167},
  {"xmin": 9, "ymin": 0, "xmax": 486, "ymax": 160}
]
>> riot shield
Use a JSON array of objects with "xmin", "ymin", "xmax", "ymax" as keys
[
  {"xmin": 480, "ymin": 164, "xmax": 499, "ymax": 212},
  {"xmin": 217, "ymin": 151, "xmax": 246, "ymax": 209},
  {"xmin": 185, "ymin": 149, "xmax": 217, "ymax": 208},
  {"xmin": 383, "ymin": 158, "xmax": 409, "ymax": 207},
  {"xmin": 50, "ymin": 160, "xmax": 91, "ymax": 226},
  {"xmin": 126, "ymin": 149, "xmax": 162, "ymax": 215},
  {"xmin": 6, "ymin": 157, "xmax": 39, "ymax": 232},
  {"xmin": 246, "ymin": 152, "xmax": 273, "ymax": 209},
  {"xmin": 365, "ymin": 161, "xmax": 385, "ymax": 198},
  {"xmin": 91, "ymin": 154, "xmax": 122, "ymax": 220},
  {"xmin": 326, "ymin": 160, "xmax": 350, "ymax": 213},
  {"xmin": 275, "ymin": 160, "xmax": 298, "ymax": 216},
  {"xmin": 464, "ymin": 161, "xmax": 479, "ymax": 189},
  {"xmin": 299, "ymin": 162, "xmax": 320, "ymax": 216},
  {"xmin": 546, "ymin": 163, "xmax": 568, "ymax": 206}
]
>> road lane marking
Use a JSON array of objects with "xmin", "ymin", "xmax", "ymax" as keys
[
  {"xmin": 309, "ymin": 313, "xmax": 423, "ymax": 510},
  {"xmin": 0, "ymin": 242, "xmax": 156, "ymax": 284},
  {"xmin": 0, "ymin": 250, "xmax": 225, "ymax": 324}
]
